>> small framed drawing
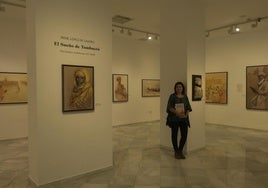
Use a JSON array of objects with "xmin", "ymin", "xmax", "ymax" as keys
[
  {"xmin": 0, "ymin": 72, "xmax": 28, "ymax": 104},
  {"xmin": 112, "ymin": 74, "xmax": 128, "ymax": 102},
  {"xmin": 62, "ymin": 64, "xmax": 94, "ymax": 112},
  {"xmin": 246, "ymin": 65, "xmax": 268, "ymax": 110},
  {"xmin": 142, "ymin": 79, "xmax": 160, "ymax": 97},
  {"xmin": 205, "ymin": 72, "xmax": 228, "ymax": 104},
  {"xmin": 192, "ymin": 75, "xmax": 203, "ymax": 101}
]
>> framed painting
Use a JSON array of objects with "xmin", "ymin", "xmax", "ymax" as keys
[
  {"xmin": 192, "ymin": 75, "xmax": 203, "ymax": 101},
  {"xmin": 246, "ymin": 65, "xmax": 268, "ymax": 110},
  {"xmin": 62, "ymin": 64, "xmax": 94, "ymax": 112},
  {"xmin": 205, "ymin": 72, "xmax": 228, "ymax": 104},
  {"xmin": 0, "ymin": 72, "xmax": 28, "ymax": 104},
  {"xmin": 142, "ymin": 79, "xmax": 160, "ymax": 97},
  {"xmin": 112, "ymin": 74, "xmax": 128, "ymax": 102}
]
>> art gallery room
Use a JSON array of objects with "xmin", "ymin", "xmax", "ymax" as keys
[{"xmin": 0, "ymin": 0, "xmax": 268, "ymax": 187}]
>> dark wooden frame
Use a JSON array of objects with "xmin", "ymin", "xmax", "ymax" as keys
[
  {"xmin": 112, "ymin": 74, "xmax": 128, "ymax": 102},
  {"xmin": 0, "ymin": 72, "xmax": 27, "ymax": 104},
  {"xmin": 62, "ymin": 64, "xmax": 94, "ymax": 112},
  {"xmin": 192, "ymin": 75, "xmax": 203, "ymax": 101},
  {"xmin": 246, "ymin": 65, "xmax": 268, "ymax": 110},
  {"xmin": 142, "ymin": 79, "xmax": 160, "ymax": 97},
  {"xmin": 205, "ymin": 72, "xmax": 228, "ymax": 104}
]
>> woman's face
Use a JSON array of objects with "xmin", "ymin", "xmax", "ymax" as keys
[
  {"xmin": 175, "ymin": 84, "xmax": 183, "ymax": 94},
  {"xmin": 75, "ymin": 71, "xmax": 86, "ymax": 86}
]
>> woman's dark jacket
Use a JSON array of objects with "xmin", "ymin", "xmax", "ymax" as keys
[{"xmin": 166, "ymin": 93, "xmax": 192, "ymax": 127}]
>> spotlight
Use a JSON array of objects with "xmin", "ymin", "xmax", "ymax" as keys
[
  {"xmin": 146, "ymin": 34, "xmax": 152, "ymax": 40},
  {"xmin": 227, "ymin": 27, "xmax": 233, "ymax": 34},
  {"xmin": 251, "ymin": 21, "xmax": 258, "ymax": 28},
  {"xmin": 205, "ymin": 31, "xmax": 210, "ymax": 37},
  {"xmin": 127, "ymin": 29, "xmax": 132, "ymax": 36},
  {"xmin": 155, "ymin": 35, "xmax": 158, "ymax": 40},
  {"xmin": 228, "ymin": 25, "xmax": 240, "ymax": 34},
  {"xmin": 0, "ymin": 5, "xmax": 5, "ymax": 12},
  {"xmin": 235, "ymin": 26, "xmax": 240, "ymax": 32}
]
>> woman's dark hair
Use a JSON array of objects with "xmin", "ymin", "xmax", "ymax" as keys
[{"xmin": 174, "ymin": 81, "xmax": 185, "ymax": 95}]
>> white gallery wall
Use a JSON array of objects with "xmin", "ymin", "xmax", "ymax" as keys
[
  {"xmin": 0, "ymin": 9, "xmax": 28, "ymax": 140},
  {"xmin": 1, "ymin": 0, "xmax": 267, "ymax": 151},
  {"xmin": 206, "ymin": 23, "xmax": 268, "ymax": 131},
  {"xmin": 27, "ymin": 0, "xmax": 112, "ymax": 185},
  {"xmin": 112, "ymin": 35, "xmax": 160, "ymax": 126},
  {"xmin": 160, "ymin": 0, "xmax": 206, "ymax": 152}
]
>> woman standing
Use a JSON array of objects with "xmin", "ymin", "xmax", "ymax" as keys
[{"xmin": 166, "ymin": 82, "xmax": 192, "ymax": 159}]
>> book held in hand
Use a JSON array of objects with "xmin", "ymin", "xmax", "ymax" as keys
[{"xmin": 175, "ymin": 103, "xmax": 184, "ymax": 114}]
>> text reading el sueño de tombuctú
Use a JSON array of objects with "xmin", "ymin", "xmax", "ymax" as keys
[{"xmin": 55, "ymin": 42, "xmax": 100, "ymax": 51}]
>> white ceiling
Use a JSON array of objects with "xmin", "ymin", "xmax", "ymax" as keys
[
  {"xmin": 112, "ymin": 0, "xmax": 268, "ymax": 34},
  {"xmin": 1, "ymin": 0, "xmax": 268, "ymax": 34}
]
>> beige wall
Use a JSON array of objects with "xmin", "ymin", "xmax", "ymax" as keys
[
  {"xmin": 112, "ymin": 36, "xmax": 160, "ymax": 126},
  {"xmin": 27, "ymin": 0, "xmax": 112, "ymax": 185},
  {"xmin": 160, "ymin": 0, "xmax": 206, "ymax": 152},
  {"xmin": 206, "ymin": 22, "xmax": 268, "ymax": 131},
  {"xmin": 0, "ymin": 13, "xmax": 28, "ymax": 140}
]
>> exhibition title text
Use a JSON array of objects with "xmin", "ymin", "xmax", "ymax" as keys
[{"xmin": 54, "ymin": 36, "xmax": 101, "ymax": 56}]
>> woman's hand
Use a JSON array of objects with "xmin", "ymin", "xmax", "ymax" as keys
[{"xmin": 177, "ymin": 112, "xmax": 187, "ymax": 118}]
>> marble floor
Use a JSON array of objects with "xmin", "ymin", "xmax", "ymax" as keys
[{"xmin": 1, "ymin": 121, "xmax": 268, "ymax": 188}]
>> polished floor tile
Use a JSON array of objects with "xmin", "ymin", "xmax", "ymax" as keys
[{"xmin": 0, "ymin": 121, "xmax": 268, "ymax": 188}]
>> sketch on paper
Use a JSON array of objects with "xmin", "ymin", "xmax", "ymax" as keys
[
  {"xmin": 112, "ymin": 74, "xmax": 128, "ymax": 102},
  {"xmin": 142, "ymin": 79, "xmax": 160, "ymax": 97},
  {"xmin": 0, "ymin": 72, "xmax": 27, "ymax": 104},
  {"xmin": 205, "ymin": 72, "xmax": 228, "ymax": 104},
  {"xmin": 62, "ymin": 65, "xmax": 94, "ymax": 112},
  {"xmin": 192, "ymin": 75, "xmax": 203, "ymax": 101},
  {"xmin": 246, "ymin": 65, "xmax": 268, "ymax": 110}
]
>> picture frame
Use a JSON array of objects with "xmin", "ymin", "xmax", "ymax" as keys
[
  {"xmin": 0, "ymin": 72, "xmax": 28, "ymax": 104},
  {"xmin": 62, "ymin": 64, "xmax": 94, "ymax": 112},
  {"xmin": 205, "ymin": 72, "xmax": 228, "ymax": 104},
  {"xmin": 246, "ymin": 65, "xmax": 268, "ymax": 110},
  {"xmin": 112, "ymin": 74, "xmax": 128, "ymax": 102},
  {"xmin": 142, "ymin": 79, "xmax": 160, "ymax": 97},
  {"xmin": 192, "ymin": 75, "xmax": 203, "ymax": 101}
]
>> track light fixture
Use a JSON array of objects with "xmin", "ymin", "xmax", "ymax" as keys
[
  {"xmin": 251, "ymin": 21, "xmax": 258, "ymax": 28},
  {"xmin": 112, "ymin": 24, "xmax": 160, "ymax": 41},
  {"xmin": 206, "ymin": 16, "xmax": 268, "ymax": 37},
  {"xmin": 235, "ymin": 26, "xmax": 240, "ymax": 32},
  {"xmin": 127, "ymin": 29, "xmax": 132, "ymax": 36},
  {"xmin": 228, "ymin": 25, "xmax": 240, "ymax": 34},
  {"xmin": 0, "ymin": 3, "xmax": 5, "ymax": 12}
]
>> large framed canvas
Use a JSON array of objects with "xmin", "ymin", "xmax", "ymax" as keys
[
  {"xmin": 205, "ymin": 72, "xmax": 228, "ymax": 104},
  {"xmin": 112, "ymin": 74, "xmax": 128, "ymax": 102},
  {"xmin": 192, "ymin": 75, "xmax": 203, "ymax": 101},
  {"xmin": 0, "ymin": 72, "xmax": 27, "ymax": 104},
  {"xmin": 62, "ymin": 65, "xmax": 94, "ymax": 112},
  {"xmin": 142, "ymin": 79, "xmax": 160, "ymax": 97},
  {"xmin": 246, "ymin": 65, "xmax": 268, "ymax": 110}
]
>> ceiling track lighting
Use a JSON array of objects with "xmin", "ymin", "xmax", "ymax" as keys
[
  {"xmin": 251, "ymin": 21, "xmax": 258, "ymax": 28},
  {"xmin": 206, "ymin": 16, "xmax": 268, "ymax": 37},
  {"xmin": 235, "ymin": 25, "xmax": 240, "ymax": 32},
  {"xmin": 227, "ymin": 25, "xmax": 240, "ymax": 34},
  {"xmin": 146, "ymin": 33, "xmax": 152, "ymax": 40},
  {"xmin": 0, "ymin": 5, "xmax": 5, "ymax": 12},
  {"xmin": 112, "ymin": 24, "xmax": 160, "ymax": 41},
  {"xmin": 0, "ymin": 0, "xmax": 26, "ymax": 9}
]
